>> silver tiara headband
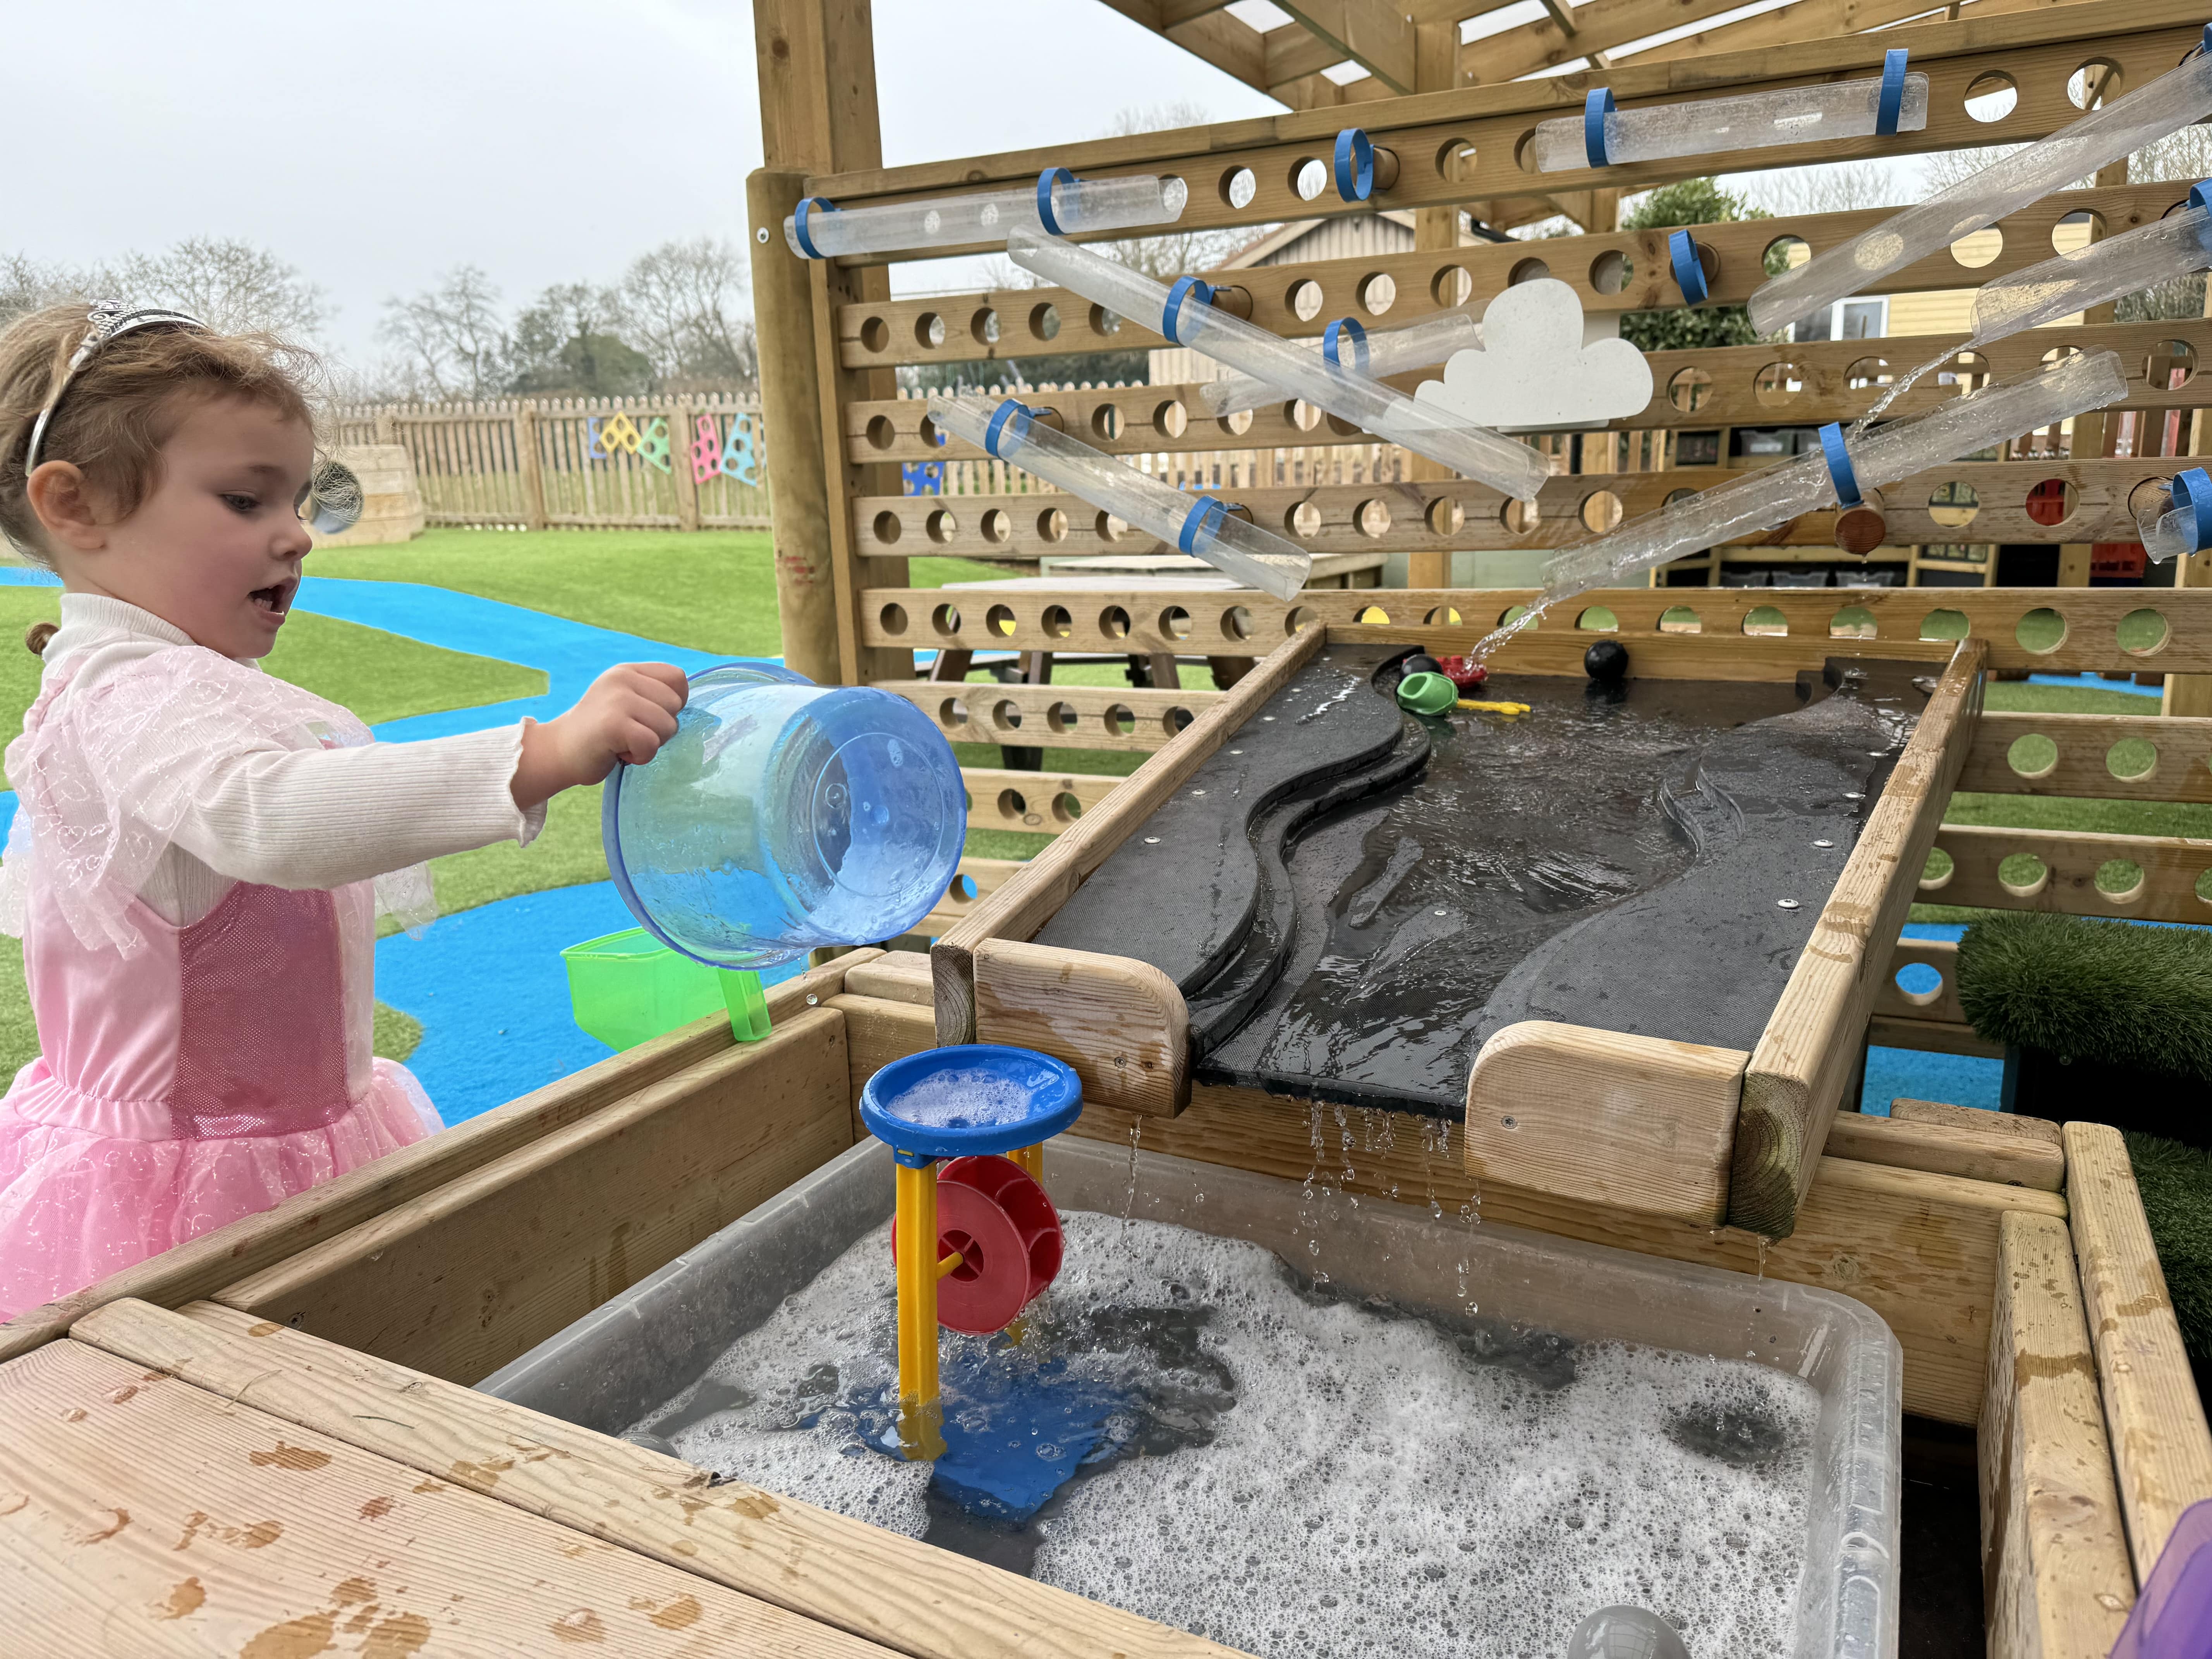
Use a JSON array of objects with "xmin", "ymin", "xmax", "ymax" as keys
[{"xmin": 21, "ymin": 300, "xmax": 209, "ymax": 475}]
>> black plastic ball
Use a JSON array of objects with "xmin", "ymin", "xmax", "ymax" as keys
[
  {"xmin": 1400, "ymin": 653, "xmax": 1444, "ymax": 679},
  {"xmin": 1583, "ymin": 639, "xmax": 1630, "ymax": 682}
]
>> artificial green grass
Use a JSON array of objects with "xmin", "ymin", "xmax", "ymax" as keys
[
  {"xmin": 1956, "ymin": 912, "xmax": 2212, "ymax": 1077},
  {"xmin": 305, "ymin": 528, "xmax": 1009, "ymax": 659},
  {"xmin": 2125, "ymin": 1130, "xmax": 2212, "ymax": 1367}
]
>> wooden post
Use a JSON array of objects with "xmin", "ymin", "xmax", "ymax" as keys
[
  {"xmin": 752, "ymin": 0, "xmax": 908, "ymax": 688},
  {"xmin": 1405, "ymin": 20, "xmax": 1462, "ymax": 594},
  {"xmin": 514, "ymin": 403, "xmax": 548, "ymax": 532},
  {"xmin": 672, "ymin": 405, "xmax": 702, "ymax": 532}
]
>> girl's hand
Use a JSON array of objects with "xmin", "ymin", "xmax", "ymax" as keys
[{"xmin": 512, "ymin": 663, "xmax": 689, "ymax": 811}]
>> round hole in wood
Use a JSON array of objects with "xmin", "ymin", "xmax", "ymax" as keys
[
  {"xmin": 1425, "ymin": 606, "xmax": 1463, "ymax": 626},
  {"xmin": 1509, "ymin": 256, "xmax": 1549, "ymax": 285},
  {"xmin": 1287, "ymin": 501, "xmax": 1322, "ymax": 539},
  {"xmin": 1154, "ymin": 399, "xmax": 1188, "ymax": 438},
  {"xmin": 1165, "ymin": 707, "xmax": 1194, "ymax": 735},
  {"xmin": 2015, "ymin": 606, "xmax": 2066, "ymax": 655},
  {"xmin": 1359, "ymin": 272, "xmax": 1397, "ymax": 315},
  {"xmin": 926, "ymin": 508, "xmax": 958, "ymax": 544},
  {"xmin": 1434, "ymin": 137, "xmax": 1475, "ymax": 181},
  {"xmin": 1097, "ymin": 511, "xmax": 1128, "ymax": 543},
  {"xmin": 2148, "ymin": 338, "xmax": 2198, "ymax": 391},
  {"xmin": 1498, "ymin": 603, "xmax": 1536, "ymax": 630},
  {"xmin": 1576, "ymin": 606, "xmax": 1619, "ymax": 633},
  {"xmin": 1288, "ymin": 279, "xmax": 1325, "ymax": 323},
  {"xmin": 1104, "ymin": 703, "xmax": 1137, "ymax": 736},
  {"xmin": 1355, "ymin": 605, "xmax": 1391, "ymax": 625},
  {"xmin": 1928, "ymin": 481, "xmax": 1979, "ymax": 528},
  {"xmin": 1589, "ymin": 249, "xmax": 1633, "ymax": 295},
  {"xmin": 2198, "ymin": 869, "xmax": 2212, "ymax": 905},
  {"xmin": 2119, "ymin": 607, "xmax": 2171, "ymax": 657},
  {"xmin": 1892, "ymin": 963, "xmax": 1944, "ymax": 1008},
  {"xmin": 1763, "ymin": 235, "xmax": 1811, "ymax": 275},
  {"xmin": 879, "ymin": 603, "xmax": 909, "ymax": 637},
  {"xmin": 1965, "ymin": 70, "xmax": 2018, "ymax": 122},
  {"xmin": 1042, "ymin": 605, "xmax": 1072, "ymax": 640},
  {"xmin": 981, "ymin": 509, "xmax": 1012, "ymax": 545},
  {"xmin": 996, "ymin": 788, "xmax": 1029, "ymax": 822},
  {"xmin": 2106, "ymin": 737, "xmax": 2159, "ymax": 781},
  {"xmin": 1753, "ymin": 362, "xmax": 1805, "ymax": 406},
  {"xmin": 1088, "ymin": 304, "xmax": 1122, "ymax": 337},
  {"xmin": 1288, "ymin": 398, "xmax": 1324, "ymax": 433},
  {"xmin": 991, "ymin": 698, "xmax": 1022, "ymax": 729},
  {"xmin": 1286, "ymin": 606, "xmax": 1316, "ymax": 635},
  {"xmin": 1579, "ymin": 490, "xmax": 1623, "ymax": 533},
  {"xmin": 1431, "ymin": 264, "xmax": 1473, "ymax": 308},
  {"xmin": 1658, "ymin": 605, "xmax": 1702, "ymax": 634},
  {"xmin": 2026, "ymin": 478, "xmax": 2076, "ymax": 529},
  {"xmin": 1920, "ymin": 848, "xmax": 1954, "ymax": 891},
  {"xmin": 1221, "ymin": 165, "xmax": 1257, "ymax": 210},
  {"xmin": 1426, "ymin": 497, "xmax": 1465, "ymax": 536},
  {"xmin": 1845, "ymin": 356, "xmax": 1893, "ymax": 390},
  {"xmin": 2006, "ymin": 733, "xmax": 2059, "ymax": 779},
  {"xmin": 1029, "ymin": 302, "xmax": 1061, "ymax": 341},
  {"xmin": 985, "ymin": 604, "xmax": 1017, "ymax": 639},
  {"xmin": 1218, "ymin": 408, "xmax": 1255, "ymax": 438},
  {"xmin": 951, "ymin": 874, "xmax": 979, "ymax": 902},
  {"xmin": 1742, "ymin": 605, "xmax": 1788, "ymax": 637},
  {"xmin": 2052, "ymin": 208, "xmax": 2104, "ymax": 256},
  {"xmin": 1667, "ymin": 366, "xmax": 1712, "ymax": 413},
  {"xmin": 1324, "ymin": 412, "xmax": 1362, "ymax": 440},
  {"xmin": 1664, "ymin": 489, "xmax": 1698, "ymax": 508},
  {"xmin": 2097, "ymin": 859, "xmax": 2147, "ymax": 903},
  {"xmin": 871, "ymin": 510, "xmax": 903, "ymax": 545},
  {"xmin": 1036, "ymin": 507, "xmax": 1068, "ymax": 543},
  {"xmin": 2069, "ymin": 59, "xmax": 2122, "ymax": 110},
  {"xmin": 938, "ymin": 696, "xmax": 969, "ymax": 728},
  {"xmin": 859, "ymin": 316, "xmax": 890, "ymax": 353},
  {"xmin": 1099, "ymin": 605, "xmax": 1131, "ymax": 641},
  {"xmin": 1053, "ymin": 791, "xmax": 1084, "ymax": 822},
  {"xmin": 1514, "ymin": 129, "xmax": 1539, "ymax": 173},
  {"xmin": 1829, "ymin": 605, "xmax": 1877, "ymax": 639},
  {"xmin": 1919, "ymin": 608, "xmax": 1970, "ymax": 641},
  {"xmin": 1999, "ymin": 854, "xmax": 2050, "ymax": 899},
  {"xmin": 1161, "ymin": 606, "xmax": 1194, "ymax": 641},
  {"xmin": 1939, "ymin": 350, "xmax": 1992, "ymax": 397},
  {"xmin": 865, "ymin": 415, "xmax": 897, "ymax": 450},
  {"xmin": 1355, "ymin": 499, "xmax": 1392, "ymax": 539},
  {"xmin": 1046, "ymin": 702, "xmax": 1080, "ymax": 732},
  {"xmin": 1292, "ymin": 157, "xmax": 1328, "ymax": 200},
  {"xmin": 1091, "ymin": 404, "xmax": 1124, "ymax": 442},
  {"xmin": 915, "ymin": 313, "xmax": 947, "ymax": 349},
  {"xmin": 1222, "ymin": 606, "xmax": 1253, "ymax": 641},
  {"xmin": 931, "ymin": 603, "xmax": 962, "ymax": 637},
  {"xmin": 1951, "ymin": 227, "xmax": 2003, "ymax": 268},
  {"xmin": 971, "ymin": 309, "xmax": 1000, "ymax": 346}
]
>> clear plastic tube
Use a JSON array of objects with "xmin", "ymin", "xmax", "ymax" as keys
[
  {"xmin": 783, "ymin": 173, "xmax": 1187, "ymax": 259},
  {"xmin": 1968, "ymin": 201, "xmax": 2212, "ymax": 345},
  {"xmin": 1008, "ymin": 228, "xmax": 1551, "ymax": 500},
  {"xmin": 1196, "ymin": 312, "xmax": 1483, "ymax": 417},
  {"xmin": 1532, "ymin": 74, "xmax": 1929, "ymax": 173},
  {"xmin": 927, "ymin": 395, "xmax": 1313, "ymax": 600},
  {"xmin": 2135, "ymin": 476, "xmax": 2202, "ymax": 562},
  {"xmin": 1471, "ymin": 350, "xmax": 2125, "ymax": 658},
  {"xmin": 1748, "ymin": 51, "xmax": 2212, "ymax": 337}
]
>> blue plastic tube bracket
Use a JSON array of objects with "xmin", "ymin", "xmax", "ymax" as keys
[
  {"xmin": 1817, "ymin": 423, "xmax": 1864, "ymax": 510},
  {"xmin": 1334, "ymin": 129, "xmax": 1376, "ymax": 201},
  {"xmin": 2171, "ymin": 466, "xmax": 2212, "ymax": 553},
  {"xmin": 1668, "ymin": 231, "xmax": 1710, "ymax": 305},
  {"xmin": 1875, "ymin": 49, "xmax": 1909, "ymax": 136},
  {"xmin": 1583, "ymin": 89, "xmax": 1617, "ymax": 168}
]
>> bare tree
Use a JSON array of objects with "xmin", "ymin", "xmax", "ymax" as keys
[
  {"xmin": 113, "ymin": 238, "xmax": 327, "ymax": 339},
  {"xmin": 376, "ymin": 266, "xmax": 512, "ymax": 399},
  {"xmin": 2130, "ymin": 123, "xmax": 2212, "ymax": 184},
  {"xmin": 1734, "ymin": 161, "xmax": 1900, "ymax": 218},
  {"xmin": 617, "ymin": 238, "xmax": 756, "ymax": 389},
  {"xmin": 0, "ymin": 254, "xmax": 81, "ymax": 326},
  {"xmin": 1095, "ymin": 103, "xmax": 1252, "ymax": 279}
]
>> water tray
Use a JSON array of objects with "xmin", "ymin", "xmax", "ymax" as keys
[{"xmin": 477, "ymin": 1139, "xmax": 1901, "ymax": 1658}]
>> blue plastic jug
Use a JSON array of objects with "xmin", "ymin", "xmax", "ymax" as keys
[{"xmin": 603, "ymin": 661, "xmax": 967, "ymax": 969}]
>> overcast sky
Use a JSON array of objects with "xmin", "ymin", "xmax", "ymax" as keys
[{"xmin": 4, "ymin": 0, "xmax": 1283, "ymax": 372}]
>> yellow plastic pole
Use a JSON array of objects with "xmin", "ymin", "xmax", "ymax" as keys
[
  {"xmin": 893, "ymin": 1157, "xmax": 945, "ymax": 1459},
  {"xmin": 1009, "ymin": 1143, "xmax": 1045, "ymax": 1183}
]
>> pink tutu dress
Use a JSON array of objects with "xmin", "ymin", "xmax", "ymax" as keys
[{"xmin": 0, "ymin": 597, "xmax": 538, "ymax": 1321}]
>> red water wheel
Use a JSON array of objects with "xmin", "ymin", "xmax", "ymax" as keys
[{"xmin": 893, "ymin": 1155, "xmax": 1064, "ymax": 1335}]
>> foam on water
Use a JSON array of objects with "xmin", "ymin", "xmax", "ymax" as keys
[
  {"xmin": 874, "ymin": 1065, "xmax": 1056, "ymax": 1129},
  {"xmin": 651, "ymin": 1212, "xmax": 1819, "ymax": 1657}
]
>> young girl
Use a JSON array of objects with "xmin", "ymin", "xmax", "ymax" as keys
[{"xmin": 0, "ymin": 301, "xmax": 688, "ymax": 1321}]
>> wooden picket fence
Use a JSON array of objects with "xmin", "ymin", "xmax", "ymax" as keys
[{"xmin": 329, "ymin": 395, "xmax": 772, "ymax": 531}]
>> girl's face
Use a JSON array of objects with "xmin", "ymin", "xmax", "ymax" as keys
[{"xmin": 51, "ymin": 393, "xmax": 316, "ymax": 660}]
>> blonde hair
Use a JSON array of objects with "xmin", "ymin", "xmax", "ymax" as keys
[{"xmin": 0, "ymin": 304, "xmax": 319, "ymax": 568}]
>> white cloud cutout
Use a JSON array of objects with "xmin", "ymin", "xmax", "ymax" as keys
[{"xmin": 1414, "ymin": 279, "xmax": 1653, "ymax": 432}]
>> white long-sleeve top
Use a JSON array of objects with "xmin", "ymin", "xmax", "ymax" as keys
[{"xmin": 32, "ymin": 593, "xmax": 543, "ymax": 929}]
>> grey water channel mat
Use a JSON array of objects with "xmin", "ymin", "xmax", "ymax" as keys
[{"xmin": 1036, "ymin": 642, "xmax": 1927, "ymax": 1116}]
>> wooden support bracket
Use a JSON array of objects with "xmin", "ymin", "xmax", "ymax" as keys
[{"xmin": 974, "ymin": 939, "xmax": 1190, "ymax": 1118}]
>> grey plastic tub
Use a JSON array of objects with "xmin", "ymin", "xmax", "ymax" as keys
[{"xmin": 478, "ymin": 1136, "xmax": 1902, "ymax": 1659}]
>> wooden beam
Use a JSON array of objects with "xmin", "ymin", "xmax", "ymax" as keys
[
  {"xmin": 1961, "ymin": 712, "xmax": 2212, "ymax": 805},
  {"xmin": 212, "ymin": 1010, "xmax": 854, "ymax": 1384},
  {"xmin": 0, "ymin": 1339, "xmax": 888, "ymax": 1657},
  {"xmin": 841, "ymin": 950, "xmax": 937, "ymax": 1005},
  {"xmin": 71, "ymin": 1300, "xmax": 1247, "ymax": 1659},
  {"xmin": 1626, "ymin": 0, "xmax": 1962, "ymax": 67},
  {"xmin": 1930, "ymin": 823, "xmax": 2212, "ymax": 927},
  {"xmin": 1071, "ymin": 1080, "xmax": 2064, "ymax": 1423},
  {"xmin": 2066, "ymin": 1122, "xmax": 2212, "ymax": 1579},
  {"xmin": 1824, "ymin": 1108, "xmax": 2064, "ymax": 1190},
  {"xmin": 1894, "ymin": 1096, "xmax": 2061, "ymax": 1144},
  {"xmin": 963, "ymin": 765, "xmax": 1122, "ymax": 837},
  {"xmin": 1980, "ymin": 1212, "xmax": 2137, "ymax": 1654},
  {"xmin": 1731, "ymin": 639, "xmax": 1984, "ymax": 1240},
  {"xmin": 0, "ymin": 955, "xmax": 877, "ymax": 1368},
  {"xmin": 1462, "ymin": 0, "xmax": 1772, "ymax": 84},
  {"xmin": 1269, "ymin": 1, "xmax": 1419, "ymax": 92}
]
